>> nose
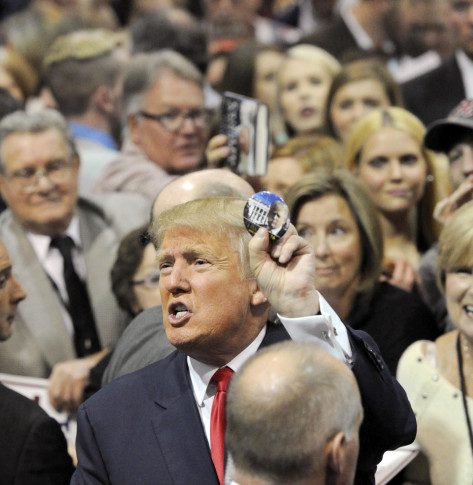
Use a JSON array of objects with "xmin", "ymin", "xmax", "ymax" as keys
[
  {"xmin": 461, "ymin": 149, "xmax": 473, "ymax": 178},
  {"xmin": 179, "ymin": 115, "xmax": 198, "ymax": 135},
  {"xmin": 36, "ymin": 171, "xmax": 55, "ymax": 192},
  {"xmin": 313, "ymin": 234, "xmax": 330, "ymax": 259},
  {"xmin": 352, "ymin": 102, "xmax": 366, "ymax": 122},
  {"xmin": 163, "ymin": 261, "xmax": 191, "ymax": 295},
  {"xmin": 10, "ymin": 275, "xmax": 26, "ymax": 304},
  {"xmin": 388, "ymin": 159, "xmax": 403, "ymax": 180}
]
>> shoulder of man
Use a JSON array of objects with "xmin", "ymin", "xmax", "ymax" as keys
[{"xmin": 78, "ymin": 193, "xmax": 151, "ymax": 234}]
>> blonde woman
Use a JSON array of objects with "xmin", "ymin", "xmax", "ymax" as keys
[
  {"xmin": 274, "ymin": 44, "xmax": 341, "ymax": 145},
  {"xmin": 344, "ymin": 107, "xmax": 449, "ymax": 288},
  {"xmin": 397, "ymin": 200, "xmax": 473, "ymax": 485}
]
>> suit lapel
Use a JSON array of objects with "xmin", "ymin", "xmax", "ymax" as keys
[
  {"xmin": 77, "ymin": 201, "xmax": 127, "ymax": 347},
  {"xmin": 149, "ymin": 353, "xmax": 220, "ymax": 485},
  {"xmin": 4, "ymin": 216, "xmax": 75, "ymax": 368}
]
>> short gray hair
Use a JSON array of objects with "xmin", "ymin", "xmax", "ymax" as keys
[
  {"xmin": 122, "ymin": 49, "xmax": 203, "ymax": 119},
  {"xmin": 227, "ymin": 341, "xmax": 362, "ymax": 484},
  {"xmin": 0, "ymin": 109, "xmax": 78, "ymax": 172}
]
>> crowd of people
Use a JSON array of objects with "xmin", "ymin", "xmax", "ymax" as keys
[{"xmin": 0, "ymin": 1, "xmax": 472, "ymax": 484}]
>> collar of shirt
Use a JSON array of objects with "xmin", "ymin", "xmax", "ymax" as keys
[
  {"xmin": 456, "ymin": 50, "xmax": 473, "ymax": 99},
  {"xmin": 341, "ymin": 6, "xmax": 395, "ymax": 55},
  {"xmin": 26, "ymin": 216, "xmax": 82, "ymax": 263},
  {"xmin": 277, "ymin": 291, "xmax": 353, "ymax": 365},
  {"xmin": 70, "ymin": 122, "xmax": 117, "ymax": 151},
  {"xmin": 188, "ymin": 325, "xmax": 267, "ymax": 408}
]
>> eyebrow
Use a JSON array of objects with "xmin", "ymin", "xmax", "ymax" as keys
[{"xmin": 156, "ymin": 246, "xmax": 220, "ymax": 265}]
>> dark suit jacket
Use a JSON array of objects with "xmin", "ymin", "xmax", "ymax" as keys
[
  {"xmin": 72, "ymin": 323, "xmax": 416, "ymax": 485},
  {"xmin": 301, "ymin": 14, "xmax": 373, "ymax": 62},
  {"xmin": 0, "ymin": 384, "xmax": 74, "ymax": 485},
  {"xmin": 401, "ymin": 56, "xmax": 466, "ymax": 126}
]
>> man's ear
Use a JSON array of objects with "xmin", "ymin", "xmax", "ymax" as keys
[
  {"xmin": 128, "ymin": 114, "xmax": 140, "ymax": 145},
  {"xmin": 250, "ymin": 281, "xmax": 267, "ymax": 307},
  {"xmin": 326, "ymin": 431, "xmax": 345, "ymax": 477},
  {"xmin": 93, "ymin": 85, "xmax": 115, "ymax": 115}
]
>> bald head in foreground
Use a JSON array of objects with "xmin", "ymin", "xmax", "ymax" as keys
[{"xmin": 227, "ymin": 341, "xmax": 363, "ymax": 485}]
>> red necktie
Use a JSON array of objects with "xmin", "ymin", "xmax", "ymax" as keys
[{"xmin": 210, "ymin": 367, "xmax": 234, "ymax": 485}]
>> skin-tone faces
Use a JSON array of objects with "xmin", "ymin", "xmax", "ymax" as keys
[
  {"xmin": 330, "ymin": 79, "xmax": 391, "ymax": 142},
  {"xmin": 0, "ymin": 240, "xmax": 26, "ymax": 341},
  {"xmin": 132, "ymin": 243, "xmax": 162, "ymax": 314},
  {"xmin": 0, "ymin": 67, "xmax": 23, "ymax": 101},
  {"xmin": 253, "ymin": 50, "xmax": 284, "ymax": 113},
  {"xmin": 129, "ymin": 70, "xmax": 209, "ymax": 175},
  {"xmin": 449, "ymin": 0, "xmax": 473, "ymax": 58},
  {"xmin": 279, "ymin": 58, "xmax": 333, "ymax": 135},
  {"xmin": 265, "ymin": 157, "xmax": 304, "ymax": 197},
  {"xmin": 354, "ymin": 127, "xmax": 428, "ymax": 215},
  {"xmin": 296, "ymin": 195, "xmax": 362, "ymax": 306},
  {"xmin": 0, "ymin": 129, "xmax": 79, "ymax": 236},
  {"xmin": 445, "ymin": 267, "xmax": 473, "ymax": 340},
  {"xmin": 157, "ymin": 226, "xmax": 264, "ymax": 367},
  {"xmin": 447, "ymin": 139, "xmax": 473, "ymax": 188}
]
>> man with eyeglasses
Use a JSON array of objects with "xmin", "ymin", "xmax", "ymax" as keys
[
  {"xmin": 402, "ymin": 0, "xmax": 473, "ymax": 125},
  {"xmin": 0, "ymin": 109, "xmax": 149, "ymax": 414},
  {"xmin": 92, "ymin": 50, "xmax": 210, "ymax": 201}
]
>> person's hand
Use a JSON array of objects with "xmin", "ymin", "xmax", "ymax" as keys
[
  {"xmin": 205, "ymin": 134, "xmax": 230, "ymax": 167},
  {"xmin": 433, "ymin": 175, "xmax": 473, "ymax": 225},
  {"xmin": 48, "ymin": 349, "xmax": 108, "ymax": 415},
  {"xmin": 380, "ymin": 258, "xmax": 418, "ymax": 292},
  {"xmin": 248, "ymin": 225, "xmax": 319, "ymax": 318}
]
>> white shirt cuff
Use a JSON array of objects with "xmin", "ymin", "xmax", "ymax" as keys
[{"xmin": 277, "ymin": 292, "xmax": 353, "ymax": 365}]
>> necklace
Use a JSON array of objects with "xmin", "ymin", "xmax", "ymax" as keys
[{"xmin": 456, "ymin": 333, "xmax": 473, "ymax": 461}]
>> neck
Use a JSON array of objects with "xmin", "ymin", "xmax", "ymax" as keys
[
  {"xmin": 320, "ymin": 286, "xmax": 358, "ymax": 321},
  {"xmin": 69, "ymin": 111, "xmax": 111, "ymax": 136},
  {"xmin": 379, "ymin": 209, "xmax": 416, "ymax": 240}
]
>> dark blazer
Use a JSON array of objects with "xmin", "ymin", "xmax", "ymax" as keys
[
  {"xmin": 0, "ymin": 384, "xmax": 74, "ymax": 485},
  {"xmin": 301, "ymin": 15, "xmax": 372, "ymax": 62},
  {"xmin": 72, "ymin": 323, "xmax": 416, "ymax": 485},
  {"xmin": 401, "ymin": 56, "xmax": 466, "ymax": 126}
]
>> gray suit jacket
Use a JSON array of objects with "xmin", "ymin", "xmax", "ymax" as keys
[
  {"xmin": 0, "ymin": 193, "xmax": 150, "ymax": 377},
  {"xmin": 102, "ymin": 306, "xmax": 174, "ymax": 385}
]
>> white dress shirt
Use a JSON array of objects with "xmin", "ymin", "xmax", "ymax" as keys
[
  {"xmin": 187, "ymin": 291, "xmax": 352, "ymax": 449},
  {"xmin": 26, "ymin": 216, "xmax": 86, "ymax": 335}
]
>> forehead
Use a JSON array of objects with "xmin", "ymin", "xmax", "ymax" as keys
[
  {"xmin": 362, "ymin": 127, "xmax": 421, "ymax": 153},
  {"xmin": 158, "ymin": 225, "xmax": 238, "ymax": 258},
  {"xmin": 144, "ymin": 72, "xmax": 204, "ymax": 109},
  {"xmin": 336, "ymin": 78, "xmax": 388, "ymax": 98},
  {"xmin": 0, "ymin": 240, "xmax": 11, "ymax": 270},
  {"xmin": 281, "ymin": 58, "xmax": 331, "ymax": 80},
  {"xmin": 1, "ymin": 128, "xmax": 69, "ymax": 169},
  {"xmin": 299, "ymin": 194, "xmax": 356, "ymax": 224}
]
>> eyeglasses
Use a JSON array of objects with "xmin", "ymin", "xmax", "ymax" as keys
[
  {"xmin": 3, "ymin": 159, "xmax": 76, "ymax": 193},
  {"xmin": 451, "ymin": 1, "xmax": 473, "ymax": 14},
  {"xmin": 132, "ymin": 269, "xmax": 160, "ymax": 289},
  {"xmin": 137, "ymin": 108, "xmax": 209, "ymax": 132}
]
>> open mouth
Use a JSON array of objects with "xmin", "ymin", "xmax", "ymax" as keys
[
  {"xmin": 168, "ymin": 301, "xmax": 192, "ymax": 324},
  {"xmin": 300, "ymin": 107, "xmax": 316, "ymax": 118},
  {"xmin": 464, "ymin": 305, "xmax": 473, "ymax": 318}
]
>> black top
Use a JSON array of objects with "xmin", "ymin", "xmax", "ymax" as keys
[
  {"xmin": 346, "ymin": 281, "xmax": 440, "ymax": 374},
  {"xmin": 0, "ymin": 383, "xmax": 74, "ymax": 485}
]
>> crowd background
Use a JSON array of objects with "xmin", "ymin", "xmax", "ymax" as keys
[{"xmin": 0, "ymin": 1, "xmax": 472, "ymax": 484}]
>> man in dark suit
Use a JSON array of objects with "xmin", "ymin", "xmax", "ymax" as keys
[
  {"xmin": 402, "ymin": 0, "xmax": 473, "ymax": 125},
  {"xmin": 0, "ymin": 109, "xmax": 149, "ymax": 414},
  {"xmin": 72, "ymin": 197, "xmax": 416, "ymax": 485},
  {"xmin": 0, "ymin": 237, "xmax": 75, "ymax": 484}
]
